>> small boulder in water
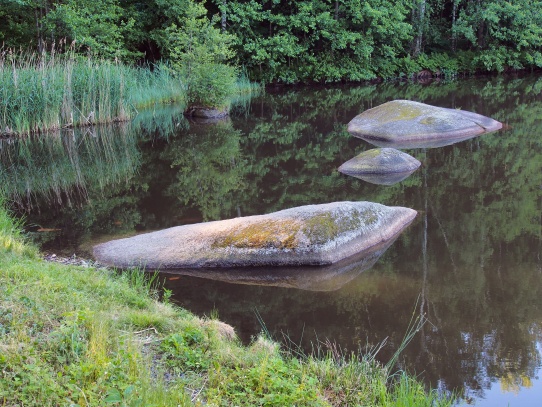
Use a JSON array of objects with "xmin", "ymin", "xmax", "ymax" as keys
[
  {"xmin": 339, "ymin": 148, "xmax": 421, "ymax": 185},
  {"xmin": 184, "ymin": 106, "xmax": 229, "ymax": 119},
  {"xmin": 339, "ymin": 148, "xmax": 420, "ymax": 175}
]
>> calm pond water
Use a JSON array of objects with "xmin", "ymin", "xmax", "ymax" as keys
[{"xmin": 3, "ymin": 75, "xmax": 542, "ymax": 406}]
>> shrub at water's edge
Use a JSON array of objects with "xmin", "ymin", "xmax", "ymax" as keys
[
  {"xmin": 0, "ymin": 202, "xmax": 454, "ymax": 406},
  {"xmin": 166, "ymin": 1, "xmax": 239, "ymax": 115}
]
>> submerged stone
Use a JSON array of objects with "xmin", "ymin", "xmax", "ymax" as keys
[
  {"xmin": 93, "ymin": 201, "xmax": 417, "ymax": 269},
  {"xmin": 184, "ymin": 106, "xmax": 229, "ymax": 119},
  {"xmin": 338, "ymin": 148, "xmax": 421, "ymax": 185},
  {"xmin": 348, "ymin": 100, "xmax": 502, "ymax": 148},
  {"xmin": 187, "ymin": 115, "xmax": 231, "ymax": 125},
  {"xmin": 339, "ymin": 148, "xmax": 420, "ymax": 175}
]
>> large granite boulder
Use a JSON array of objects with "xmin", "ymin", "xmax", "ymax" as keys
[
  {"xmin": 93, "ymin": 201, "xmax": 417, "ymax": 269},
  {"xmin": 338, "ymin": 148, "xmax": 420, "ymax": 185},
  {"xmin": 348, "ymin": 100, "xmax": 502, "ymax": 148}
]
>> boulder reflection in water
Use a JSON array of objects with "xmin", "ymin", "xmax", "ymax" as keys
[{"xmin": 160, "ymin": 231, "xmax": 403, "ymax": 292}]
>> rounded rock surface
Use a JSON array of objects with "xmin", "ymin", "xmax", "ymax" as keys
[
  {"xmin": 347, "ymin": 100, "xmax": 502, "ymax": 148},
  {"xmin": 338, "ymin": 148, "xmax": 421, "ymax": 185},
  {"xmin": 338, "ymin": 148, "xmax": 421, "ymax": 175},
  {"xmin": 93, "ymin": 201, "xmax": 417, "ymax": 269}
]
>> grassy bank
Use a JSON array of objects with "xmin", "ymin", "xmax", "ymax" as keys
[{"xmin": 0, "ymin": 201, "xmax": 453, "ymax": 406}]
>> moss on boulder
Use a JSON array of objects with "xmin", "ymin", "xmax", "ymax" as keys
[
  {"xmin": 348, "ymin": 100, "xmax": 502, "ymax": 148},
  {"xmin": 93, "ymin": 202, "xmax": 417, "ymax": 269}
]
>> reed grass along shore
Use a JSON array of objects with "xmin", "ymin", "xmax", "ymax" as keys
[{"xmin": 0, "ymin": 50, "xmax": 186, "ymax": 137}]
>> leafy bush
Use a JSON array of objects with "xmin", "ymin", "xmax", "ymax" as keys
[
  {"xmin": 187, "ymin": 63, "xmax": 237, "ymax": 108},
  {"xmin": 167, "ymin": 0, "xmax": 237, "ymax": 109}
]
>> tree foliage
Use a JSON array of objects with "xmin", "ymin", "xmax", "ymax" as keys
[
  {"xmin": 44, "ymin": 0, "xmax": 138, "ymax": 60},
  {"xmin": 166, "ymin": 1, "xmax": 238, "ymax": 107},
  {"xmin": 1, "ymin": 0, "xmax": 542, "ymax": 82}
]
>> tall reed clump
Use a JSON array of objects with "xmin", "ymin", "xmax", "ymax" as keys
[
  {"xmin": 235, "ymin": 67, "xmax": 262, "ymax": 96},
  {"xmin": 0, "ymin": 48, "xmax": 186, "ymax": 137},
  {"xmin": 130, "ymin": 63, "xmax": 187, "ymax": 108}
]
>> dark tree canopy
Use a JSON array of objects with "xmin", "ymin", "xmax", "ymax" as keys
[{"xmin": 1, "ymin": 0, "xmax": 542, "ymax": 82}]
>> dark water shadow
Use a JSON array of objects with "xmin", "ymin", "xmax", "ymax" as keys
[
  {"xmin": 357, "ymin": 131, "xmax": 498, "ymax": 149},
  {"xmin": 340, "ymin": 170, "xmax": 419, "ymax": 185}
]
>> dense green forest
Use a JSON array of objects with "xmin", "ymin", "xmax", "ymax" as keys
[{"xmin": 2, "ymin": 0, "xmax": 542, "ymax": 83}]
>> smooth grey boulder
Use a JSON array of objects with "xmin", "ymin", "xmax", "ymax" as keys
[
  {"xmin": 93, "ymin": 201, "xmax": 417, "ymax": 269},
  {"xmin": 348, "ymin": 100, "xmax": 502, "ymax": 148},
  {"xmin": 338, "ymin": 148, "xmax": 421, "ymax": 185}
]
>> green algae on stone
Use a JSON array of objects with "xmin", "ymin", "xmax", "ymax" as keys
[
  {"xmin": 302, "ymin": 212, "xmax": 344, "ymax": 246},
  {"xmin": 212, "ymin": 220, "xmax": 302, "ymax": 250},
  {"xmin": 347, "ymin": 100, "xmax": 502, "ymax": 148},
  {"xmin": 302, "ymin": 209, "xmax": 378, "ymax": 245},
  {"xmin": 361, "ymin": 148, "xmax": 383, "ymax": 159},
  {"xmin": 364, "ymin": 102, "xmax": 425, "ymax": 125},
  {"xmin": 420, "ymin": 116, "xmax": 437, "ymax": 125},
  {"xmin": 215, "ymin": 209, "xmax": 382, "ymax": 250}
]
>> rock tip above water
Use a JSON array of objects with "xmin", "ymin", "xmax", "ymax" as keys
[{"xmin": 338, "ymin": 148, "xmax": 421, "ymax": 175}]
